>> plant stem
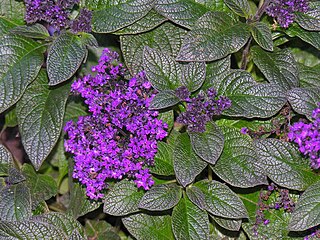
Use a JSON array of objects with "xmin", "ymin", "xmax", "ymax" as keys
[
  {"xmin": 208, "ymin": 166, "xmax": 213, "ymax": 181},
  {"xmin": 241, "ymin": 37, "xmax": 253, "ymax": 70}
]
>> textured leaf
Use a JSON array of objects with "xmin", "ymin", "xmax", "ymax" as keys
[
  {"xmin": 0, "ymin": 17, "xmax": 18, "ymax": 38},
  {"xmin": 150, "ymin": 142, "xmax": 175, "ymax": 176},
  {"xmin": 186, "ymin": 185, "xmax": 207, "ymax": 210},
  {"xmin": 172, "ymin": 197, "xmax": 209, "ymax": 240},
  {"xmin": 289, "ymin": 181, "xmax": 320, "ymax": 231},
  {"xmin": 149, "ymin": 90, "xmax": 180, "ymax": 110},
  {"xmin": 0, "ymin": 144, "xmax": 13, "ymax": 165},
  {"xmin": 181, "ymin": 62, "xmax": 206, "ymax": 92},
  {"xmin": 121, "ymin": 22, "xmax": 187, "ymax": 75},
  {"xmin": 211, "ymin": 215, "xmax": 242, "ymax": 231},
  {"xmin": 194, "ymin": 180, "xmax": 248, "ymax": 219},
  {"xmin": 296, "ymin": 5, "xmax": 320, "ymax": 31},
  {"xmin": 0, "ymin": 0, "xmax": 25, "ymax": 24},
  {"xmin": 4, "ymin": 107, "xmax": 18, "ymax": 127},
  {"xmin": 224, "ymin": 0, "xmax": 250, "ymax": 17},
  {"xmin": 5, "ymin": 168, "xmax": 25, "ymax": 185},
  {"xmin": 286, "ymin": 24, "xmax": 320, "ymax": 50},
  {"xmin": 92, "ymin": 0, "xmax": 153, "ymax": 33},
  {"xmin": 173, "ymin": 133, "xmax": 207, "ymax": 187},
  {"xmin": 212, "ymin": 125, "xmax": 267, "ymax": 187},
  {"xmin": 211, "ymin": 70, "xmax": 286, "ymax": 118},
  {"xmin": 154, "ymin": 0, "xmax": 208, "ymax": 29},
  {"xmin": 143, "ymin": 47, "xmax": 181, "ymax": 91},
  {"xmin": 250, "ymin": 22, "xmax": 273, "ymax": 51},
  {"xmin": 176, "ymin": 11, "xmax": 250, "ymax": 61},
  {"xmin": 251, "ymin": 46, "xmax": 299, "ymax": 89},
  {"xmin": 47, "ymin": 33, "xmax": 86, "ymax": 85},
  {"xmin": 17, "ymin": 70, "xmax": 70, "ymax": 170},
  {"xmin": 122, "ymin": 213, "xmax": 174, "ymax": 240},
  {"xmin": 0, "ymin": 183, "xmax": 32, "ymax": 221},
  {"xmin": 139, "ymin": 183, "xmax": 182, "ymax": 211},
  {"xmin": 158, "ymin": 110, "xmax": 174, "ymax": 131},
  {"xmin": 254, "ymin": 139, "xmax": 319, "ymax": 191},
  {"xmin": 299, "ymin": 64, "xmax": 320, "ymax": 88},
  {"xmin": 85, "ymin": 220, "xmax": 120, "ymax": 240},
  {"xmin": 103, "ymin": 180, "xmax": 144, "ymax": 216},
  {"xmin": 10, "ymin": 24, "xmax": 49, "ymax": 39},
  {"xmin": 286, "ymin": 87, "xmax": 320, "ymax": 121},
  {"xmin": 0, "ymin": 34, "xmax": 44, "ymax": 113},
  {"xmin": 188, "ymin": 122, "xmax": 224, "ymax": 165},
  {"xmin": 204, "ymin": 56, "xmax": 231, "ymax": 89}
]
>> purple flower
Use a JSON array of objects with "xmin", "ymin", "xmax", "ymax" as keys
[
  {"xmin": 70, "ymin": 8, "xmax": 92, "ymax": 33},
  {"xmin": 175, "ymin": 86, "xmax": 190, "ymax": 101},
  {"xmin": 240, "ymin": 127, "xmax": 249, "ymax": 135}
]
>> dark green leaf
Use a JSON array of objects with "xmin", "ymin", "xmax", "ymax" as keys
[
  {"xmin": 188, "ymin": 122, "xmax": 224, "ymax": 165},
  {"xmin": 47, "ymin": 33, "xmax": 87, "ymax": 85},
  {"xmin": 17, "ymin": 70, "xmax": 70, "ymax": 170},
  {"xmin": 286, "ymin": 24, "xmax": 320, "ymax": 50},
  {"xmin": 289, "ymin": 181, "xmax": 320, "ymax": 231},
  {"xmin": 5, "ymin": 168, "xmax": 25, "ymax": 185},
  {"xmin": 186, "ymin": 185, "xmax": 207, "ymax": 210},
  {"xmin": 0, "ymin": 17, "xmax": 18, "ymax": 38},
  {"xmin": 10, "ymin": 24, "xmax": 49, "ymax": 39},
  {"xmin": 299, "ymin": 64, "xmax": 320, "ymax": 88},
  {"xmin": 254, "ymin": 139, "xmax": 319, "ymax": 190},
  {"xmin": 121, "ymin": 22, "xmax": 187, "ymax": 75},
  {"xmin": 103, "ymin": 180, "xmax": 144, "ymax": 216},
  {"xmin": 92, "ymin": 0, "xmax": 153, "ymax": 33},
  {"xmin": 172, "ymin": 197, "xmax": 209, "ymax": 240},
  {"xmin": 0, "ymin": 144, "xmax": 13, "ymax": 165},
  {"xmin": 122, "ymin": 213, "xmax": 174, "ymax": 240},
  {"xmin": 0, "ymin": 182, "xmax": 32, "ymax": 221},
  {"xmin": 211, "ymin": 215, "xmax": 242, "ymax": 231},
  {"xmin": 181, "ymin": 62, "xmax": 206, "ymax": 92},
  {"xmin": 250, "ymin": 22, "xmax": 273, "ymax": 51},
  {"xmin": 85, "ymin": 220, "xmax": 120, "ymax": 240},
  {"xmin": 251, "ymin": 46, "xmax": 299, "ymax": 89},
  {"xmin": 158, "ymin": 110, "xmax": 174, "ymax": 131},
  {"xmin": 286, "ymin": 87, "xmax": 320, "ymax": 121},
  {"xmin": 150, "ymin": 142, "xmax": 175, "ymax": 176},
  {"xmin": 79, "ymin": 33, "xmax": 98, "ymax": 48},
  {"xmin": 176, "ymin": 11, "xmax": 250, "ymax": 61},
  {"xmin": 296, "ymin": 4, "xmax": 320, "ymax": 31},
  {"xmin": 0, "ymin": 34, "xmax": 45, "ymax": 113},
  {"xmin": 149, "ymin": 90, "xmax": 180, "ymax": 110},
  {"xmin": 173, "ymin": 133, "xmax": 207, "ymax": 187},
  {"xmin": 4, "ymin": 107, "xmax": 18, "ymax": 127},
  {"xmin": 194, "ymin": 180, "xmax": 248, "ymax": 219},
  {"xmin": 204, "ymin": 56, "xmax": 231, "ymax": 89},
  {"xmin": 224, "ymin": 0, "xmax": 250, "ymax": 17},
  {"xmin": 0, "ymin": 0, "xmax": 24, "ymax": 24},
  {"xmin": 139, "ymin": 183, "xmax": 182, "ymax": 211},
  {"xmin": 212, "ymin": 125, "xmax": 267, "ymax": 187}
]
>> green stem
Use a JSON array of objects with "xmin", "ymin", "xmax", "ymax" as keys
[{"xmin": 208, "ymin": 166, "xmax": 213, "ymax": 181}]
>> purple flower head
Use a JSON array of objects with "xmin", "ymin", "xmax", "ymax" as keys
[
  {"xmin": 240, "ymin": 127, "xmax": 249, "ymax": 135},
  {"xmin": 175, "ymin": 86, "xmax": 190, "ymax": 101},
  {"xmin": 70, "ymin": 8, "xmax": 92, "ymax": 33},
  {"xmin": 65, "ymin": 48, "xmax": 167, "ymax": 199}
]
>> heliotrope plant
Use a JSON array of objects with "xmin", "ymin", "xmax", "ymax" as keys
[{"xmin": 0, "ymin": 0, "xmax": 319, "ymax": 239}]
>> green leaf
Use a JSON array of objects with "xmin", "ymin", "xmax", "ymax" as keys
[
  {"xmin": 173, "ymin": 133, "xmax": 207, "ymax": 187},
  {"xmin": 0, "ymin": 17, "xmax": 18, "ymax": 38},
  {"xmin": 250, "ymin": 22, "xmax": 273, "ymax": 51},
  {"xmin": 0, "ymin": 182, "xmax": 32, "ymax": 221},
  {"xmin": 0, "ymin": 144, "xmax": 13, "ymax": 165},
  {"xmin": 251, "ymin": 46, "xmax": 299, "ymax": 89},
  {"xmin": 286, "ymin": 87, "xmax": 320, "ymax": 121},
  {"xmin": 0, "ymin": 0, "xmax": 25, "ymax": 24},
  {"xmin": 286, "ymin": 24, "xmax": 320, "ymax": 50},
  {"xmin": 4, "ymin": 107, "xmax": 18, "ymax": 127},
  {"xmin": 299, "ymin": 64, "xmax": 320, "ymax": 88},
  {"xmin": 103, "ymin": 180, "xmax": 144, "ymax": 216},
  {"xmin": 186, "ymin": 185, "xmax": 207, "ymax": 210},
  {"xmin": 204, "ymin": 56, "xmax": 231, "ymax": 90},
  {"xmin": 212, "ymin": 70, "xmax": 286, "ymax": 118},
  {"xmin": 181, "ymin": 62, "xmax": 206, "ymax": 92},
  {"xmin": 150, "ymin": 142, "xmax": 175, "ymax": 176},
  {"xmin": 172, "ymin": 197, "xmax": 209, "ymax": 240},
  {"xmin": 120, "ymin": 22, "xmax": 187, "ymax": 75},
  {"xmin": 0, "ymin": 34, "xmax": 45, "ymax": 113},
  {"xmin": 149, "ymin": 90, "xmax": 180, "ymax": 110},
  {"xmin": 143, "ymin": 46, "xmax": 181, "ymax": 91},
  {"xmin": 17, "ymin": 70, "xmax": 70, "ymax": 170},
  {"xmin": 211, "ymin": 215, "xmax": 242, "ymax": 231},
  {"xmin": 139, "ymin": 183, "xmax": 182, "ymax": 211},
  {"xmin": 253, "ymin": 139, "xmax": 319, "ymax": 191},
  {"xmin": 10, "ymin": 24, "xmax": 49, "ymax": 39},
  {"xmin": 47, "ymin": 33, "xmax": 87, "ymax": 86},
  {"xmin": 289, "ymin": 181, "xmax": 320, "ymax": 231},
  {"xmin": 122, "ymin": 213, "xmax": 174, "ymax": 240},
  {"xmin": 296, "ymin": 5, "xmax": 320, "ymax": 31},
  {"xmin": 154, "ymin": 0, "xmax": 208, "ymax": 29},
  {"xmin": 22, "ymin": 164, "xmax": 57, "ymax": 208},
  {"xmin": 92, "ymin": 0, "xmax": 154, "ymax": 33},
  {"xmin": 194, "ymin": 180, "xmax": 248, "ymax": 219},
  {"xmin": 224, "ymin": 0, "xmax": 250, "ymax": 18},
  {"xmin": 158, "ymin": 110, "xmax": 174, "ymax": 131},
  {"xmin": 176, "ymin": 11, "xmax": 250, "ymax": 62},
  {"xmin": 6, "ymin": 168, "xmax": 26, "ymax": 185},
  {"xmin": 212, "ymin": 125, "xmax": 267, "ymax": 187},
  {"xmin": 85, "ymin": 220, "xmax": 120, "ymax": 240},
  {"xmin": 188, "ymin": 122, "xmax": 224, "ymax": 165}
]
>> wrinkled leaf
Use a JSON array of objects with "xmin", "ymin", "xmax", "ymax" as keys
[
  {"xmin": 10, "ymin": 24, "xmax": 49, "ymax": 39},
  {"xmin": 250, "ymin": 22, "xmax": 273, "ymax": 51},
  {"xmin": 150, "ymin": 142, "xmax": 175, "ymax": 176},
  {"xmin": 149, "ymin": 90, "xmax": 180, "ymax": 110},
  {"xmin": 298, "ymin": 63, "xmax": 320, "ymax": 88},
  {"xmin": 224, "ymin": 0, "xmax": 250, "ymax": 17},
  {"xmin": 181, "ymin": 62, "xmax": 206, "ymax": 92},
  {"xmin": 296, "ymin": 5, "xmax": 320, "ymax": 31},
  {"xmin": 211, "ymin": 215, "xmax": 242, "ymax": 231},
  {"xmin": 286, "ymin": 24, "xmax": 320, "ymax": 50}
]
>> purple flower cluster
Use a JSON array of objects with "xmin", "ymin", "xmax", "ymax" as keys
[
  {"xmin": 176, "ymin": 87, "xmax": 231, "ymax": 132},
  {"xmin": 64, "ymin": 48, "xmax": 168, "ymax": 199},
  {"xmin": 288, "ymin": 104, "xmax": 320, "ymax": 169},
  {"xmin": 304, "ymin": 227, "xmax": 320, "ymax": 240},
  {"xmin": 266, "ymin": 0, "xmax": 309, "ymax": 28},
  {"xmin": 24, "ymin": 0, "xmax": 91, "ymax": 32}
]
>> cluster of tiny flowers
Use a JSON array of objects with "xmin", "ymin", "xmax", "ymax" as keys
[
  {"xmin": 304, "ymin": 227, "xmax": 320, "ymax": 240},
  {"xmin": 266, "ymin": 0, "xmax": 309, "ymax": 28},
  {"xmin": 64, "ymin": 48, "xmax": 168, "ymax": 199},
  {"xmin": 288, "ymin": 103, "xmax": 320, "ymax": 169},
  {"xmin": 24, "ymin": 0, "xmax": 91, "ymax": 32},
  {"xmin": 176, "ymin": 86, "xmax": 231, "ymax": 132}
]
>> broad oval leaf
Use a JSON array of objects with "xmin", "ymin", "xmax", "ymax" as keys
[
  {"xmin": 186, "ymin": 185, "xmax": 207, "ymax": 210},
  {"xmin": 0, "ymin": 144, "xmax": 13, "ymax": 165},
  {"xmin": 254, "ymin": 139, "xmax": 319, "ymax": 191},
  {"xmin": 10, "ymin": 24, "xmax": 49, "ymax": 39},
  {"xmin": 172, "ymin": 197, "xmax": 209, "ymax": 240},
  {"xmin": 173, "ymin": 133, "xmax": 207, "ymax": 187},
  {"xmin": 181, "ymin": 62, "xmax": 206, "ymax": 92},
  {"xmin": 149, "ymin": 90, "xmax": 180, "ymax": 110},
  {"xmin": 289, "ymin": 181, "xmax": 320, "ymax": 231},
  {"xmin": 0, "ymin": 34, "xmax": 44, "ymax": 113},
  {"xmin": 150, "ymin": 142, "xmax": 175, "ymax": 176},
  {"xmin": 296, "ymin": 4, "xmax": 320, "ymax": 31},
  {"xmin": 0, "ymin": 0, "xmax": 25, "ymax": 24},
  {"xmin": 299, "ymin": 63, "xmax": 320, "ymax": 88},
  {"xmin": 188, "ymin": 121, "xmax": 224, "ymax": 165},
  {"xmin": 103, "ymin": 180, "xmax": 144, "ymax": 216},
  {"xmin": 224, "ymin": 0, "xmax": 250, "ymax": 17},
  {"xmin": 176, "ymin": 11, "xmax": 250, "ymax": 62},
  {"xmin": 250, "ymin": 22, "xmax": 273, "ymax": 51},
  {"xmin": 17, "ymin": 70, "xmax": 70, "ymax": 170},
  {"xmin": 122, "ymin": 213, "xmax": 174, "ymax": 240},
  {"xmin": 47, "ymin": 33, "xmax": 87, "ymax": 86},
  {"xmin": 212, "ymin": 125, "xmax": 267, "ymax": 187},
  {"xmin": 0, "ymin": 17, "xmax": 18, "ymax": 38},
  {"xmin": 139, "ymin": 183, "xmax": 182, "ymax": 211},
  {"xmin": 286, "ymin": 24, "xmax": 320, "ymax": 51},
  {"xmin": 211, "ymin": 215, "xmax": 242, "ymax": 231}
]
